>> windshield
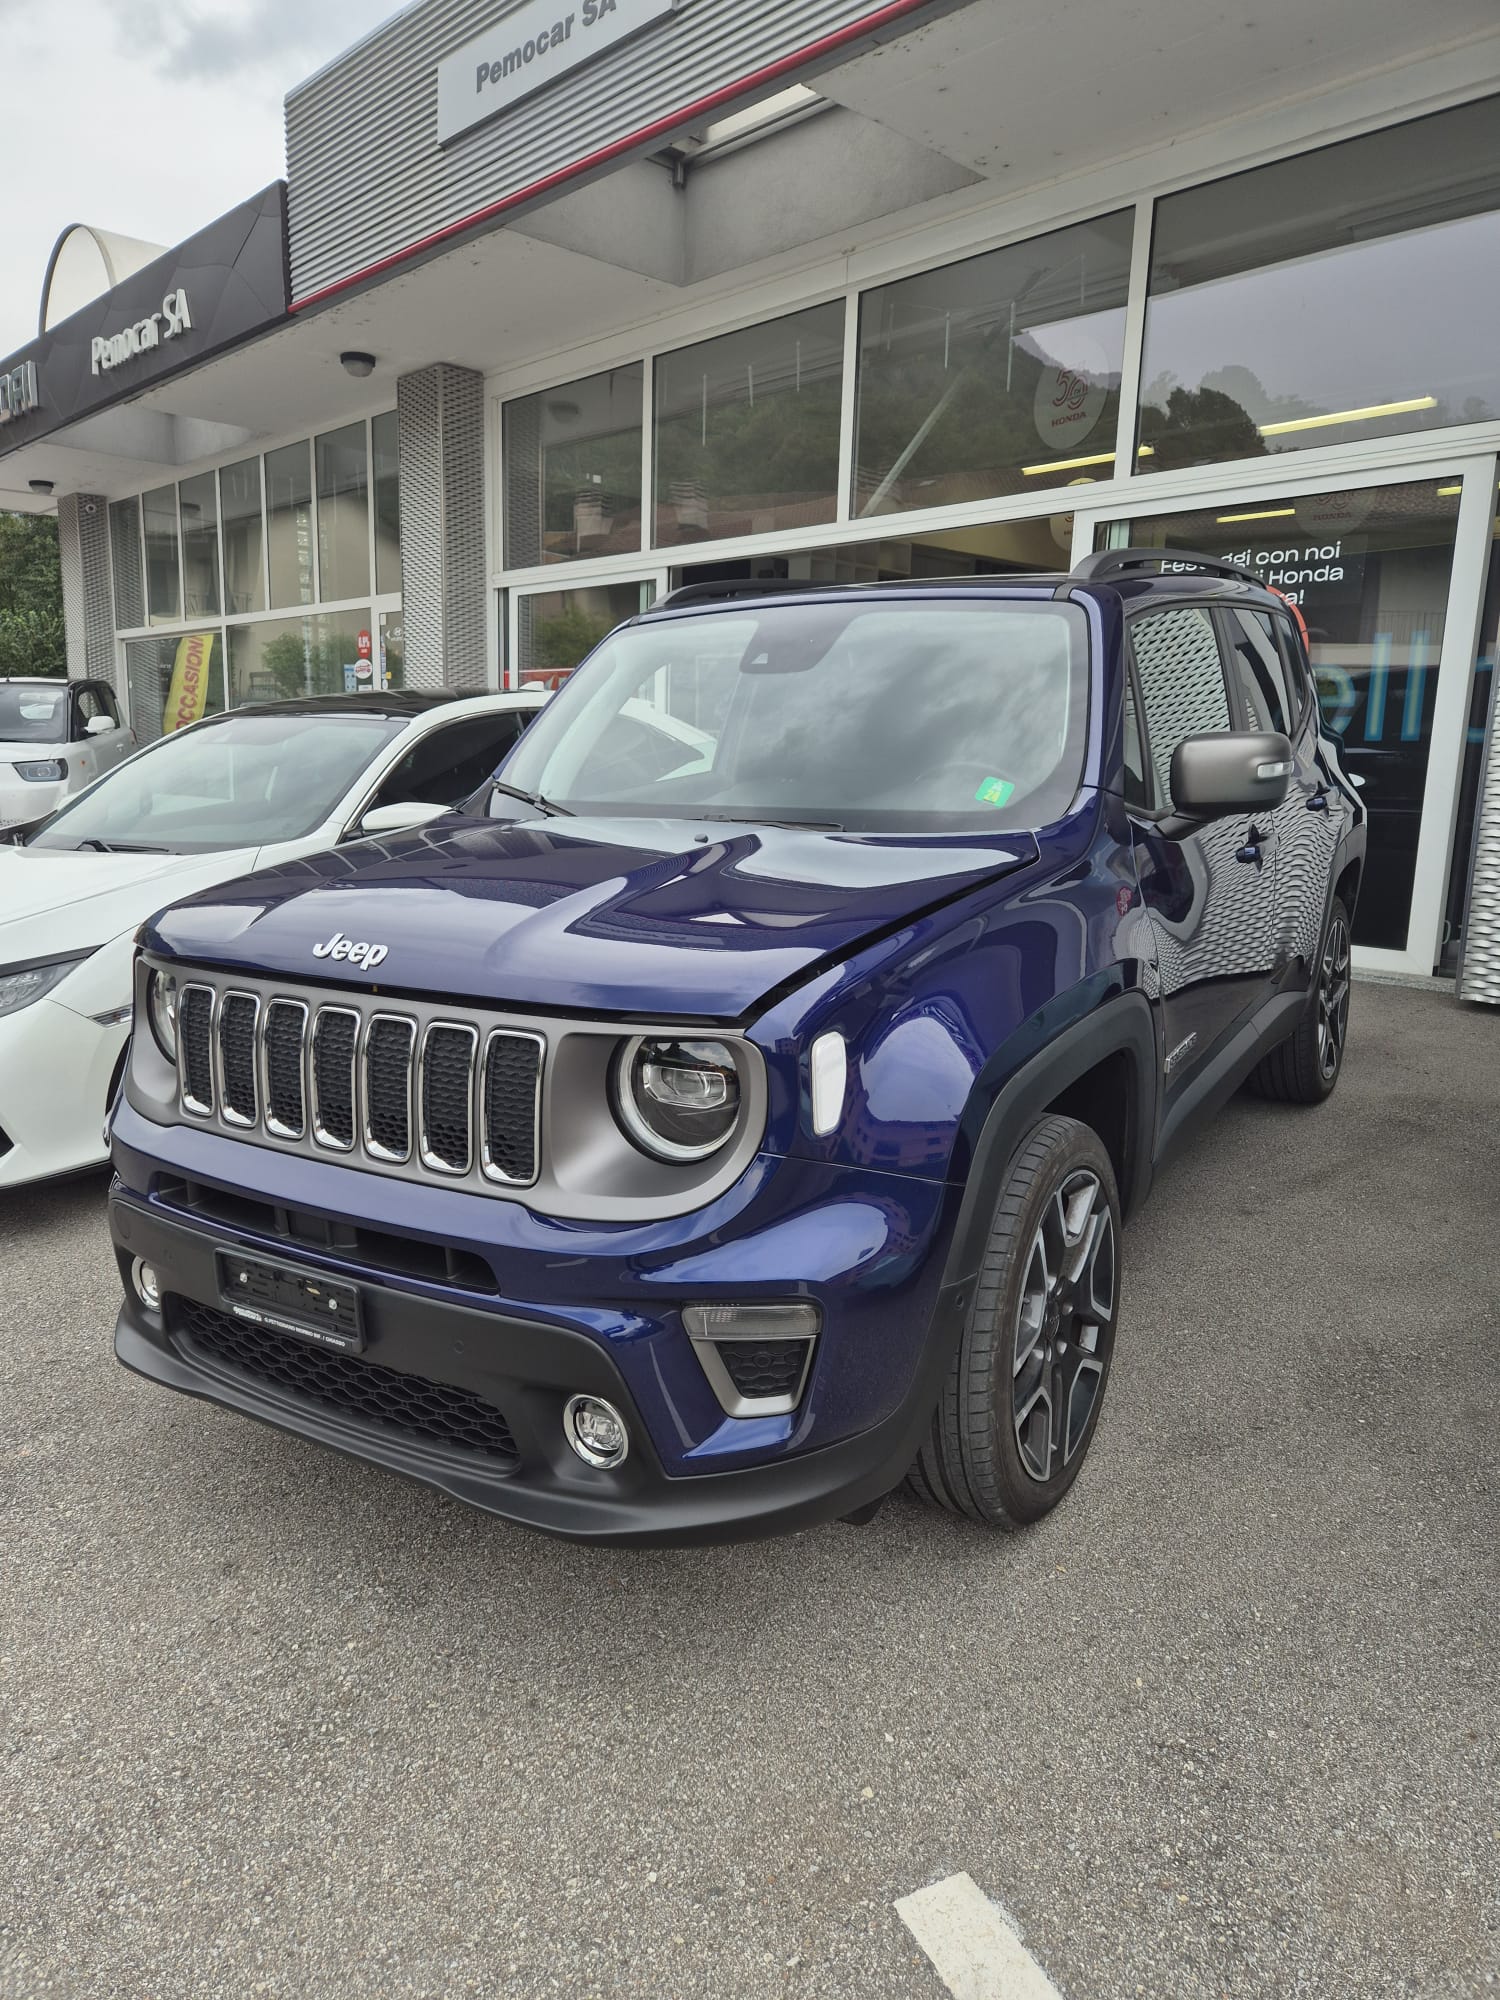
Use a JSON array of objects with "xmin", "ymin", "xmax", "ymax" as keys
[
  {"xmin": 0, "ymin": 684, "xmax": 67, "ymax": 744},
  {"xmin": 29, "ymin": 709, "xmax": 407, "ymax": 853},
  {"xmin": 496, "ymin": 598, "xmax": 1089, "ymax": 831}
]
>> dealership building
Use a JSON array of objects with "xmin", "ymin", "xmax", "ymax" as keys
[{"xmin": 1, "ymin": 0, "xmax": 1499, "ymax": 996}]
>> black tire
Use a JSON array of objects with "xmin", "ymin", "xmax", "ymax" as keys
[
  {"xmin": 907, "ymin": 1114, "xmax": 1121, "ymax": 1528},
  {"xmin": 1247, "ymin": 895, "xmax": 1352, "ymax": 1105}
]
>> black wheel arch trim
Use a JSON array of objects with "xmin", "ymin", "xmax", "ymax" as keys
[{"xmin": 942, "ymin": 988, "xmax": 1158, "ymax": 1295}]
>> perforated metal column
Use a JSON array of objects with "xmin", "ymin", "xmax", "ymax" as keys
[
  {"xmin": 1458, "ymin": 721, "xmax": 1500, "ymax": 1003},
  {"xmin": 57, "ymin": 493, "xmax": 118, "ymax": 691},
  {"xmin": 396, "ymin": 363, "xmax": 487, "ymax": 692}
]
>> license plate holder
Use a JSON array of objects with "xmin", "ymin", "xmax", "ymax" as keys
[{"xmin": 215, "ymin": 1251, "xmax": 365, "ymax": 1355}]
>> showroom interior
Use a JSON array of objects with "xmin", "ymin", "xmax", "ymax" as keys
[{"xmin": 0, "ymin": 0, "xmax": 1498, "ymax": 993}]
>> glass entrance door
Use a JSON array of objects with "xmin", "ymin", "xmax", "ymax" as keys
[{"xmin": 1085, "ymin": 470, "xmax": 1486, "ymax": 967}]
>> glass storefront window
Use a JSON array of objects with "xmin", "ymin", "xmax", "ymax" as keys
[
  {"xmin": 179, "ymin": 471, "xmax": 220, "ymax": 619},
  {"xmin": 265, "ymin": 440, "xmax": 315, "ymax": 609},
  {"xmin": 142, "ymin": 485, "xmax": 181, "ymax": 625},
  {"xmin": 653, "ymin": 306, "xmax": 843, "ymax": 547},
  {"xmin": 671, "ymin": 512, "xmax": 1077, "ymax": 593},
  {"xmin": 1105, "ymin": 477, "xmax": 1463, "ymax": 952},
  {"xmin": 854, "ymin": 211, "xmax": 1134, "ymax": 515},
  {"xmin": 229, "ymin": 609, "xmax": 388, "ymax": 705},
  {"xmin": 373, "ymin": 410, "xmax": 402, "ymax": 596},
  {"xmin": 316, "ymin": 422, "xmax": 370, "ymax": 602},
  {"xmin": 124, "ymin": 630, "xmax": 226, "ymax": 745},
  {"xmin": 1139, "ymin": 96, "xmax": 1500, "ymax": 471},
  {"xmin": 220, "ymin": 457, "xmax": 265, "ymax": 615},
  {"xmin": 505, "ymin": 366, "xmax": 643, "ymax": 568},
  {"xmin": 516, "ymin": 580, "xmax": 655, "ymax": 685}
]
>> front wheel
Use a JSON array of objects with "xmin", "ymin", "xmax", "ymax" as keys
[
  {"xmin": 908, "ymin": 1114, "xmax": 1121, "ymax": 1528},
  {"xmin": 1247, "ymin": 895, "xmax": 1352, "ymax": 1105}
]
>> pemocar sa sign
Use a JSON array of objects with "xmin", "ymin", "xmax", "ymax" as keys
[{"xmin": 437, "ymin": 0, "xmax": 680, "ymax": 144}]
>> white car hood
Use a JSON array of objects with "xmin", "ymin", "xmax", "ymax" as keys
[{"xmin": 0, "ymin": 844, "xmax": 265, "ymax": 964}]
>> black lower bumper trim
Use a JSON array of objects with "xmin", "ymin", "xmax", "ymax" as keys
[{"xmin": 110, "ymin": 1187, "xmax": 967, "ymax": 1546}]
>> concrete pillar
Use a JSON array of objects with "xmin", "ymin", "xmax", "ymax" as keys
[
  {"xmin": 395, "ymin": 363, "xmax": 487, "ymax": 692},
  {"xmin": 56, "ymin": 493, "xmax": 118, "ymax": 691}
]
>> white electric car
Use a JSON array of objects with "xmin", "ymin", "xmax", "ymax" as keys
[
  {"xmin": 0, "ymin": 676, "xmax": 135, "ymax": 827},
  {"xmin": 0, "ymin": 687, "xmax": 548, "ymax": 1188}
]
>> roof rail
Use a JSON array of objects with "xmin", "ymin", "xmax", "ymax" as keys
[
  {"xmin": 1071, "ymin": 546, "xmax": 1268, "ymax": 588},
  {"xmin": 653, "ymin": 577, "xmax": 832, "ymax": 610}
]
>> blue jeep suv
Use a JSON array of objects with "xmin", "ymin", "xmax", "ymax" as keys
[{"xmin": 108, "ymin": 550, "xmax": 1364, "ymax": 1543}]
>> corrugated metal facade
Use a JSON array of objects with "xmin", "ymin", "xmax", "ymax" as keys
[
  {"xmin": 285, "ymin": 0, "xmax": 905, "ymax": 301},
  {"xmin": 1458, "ymin": 731, "xmax": 1500, "ymax": 1002}
]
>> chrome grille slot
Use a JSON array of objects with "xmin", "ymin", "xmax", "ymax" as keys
[
  {"xmin": 364, "ymin": 1015, "xmax": 416, "ymax": 1162},
  {"xmin": 217, "ymin": 993, "xmax": 260, "ymax": 1127},
  {"xmin": 311, "ymin": 1007, "xmax": 359, "ymax": 1151},
  {"xmin": 178, "ymin": 984, "xmax": 216, "ymax": 1117},
  {"xmin": 261, "ymin": 999, "xmax": 307, "ymax": 1139},
  {"xmin": 157, "ymin": 971, "xmax": 547, "ymax": 1196},
  {"xmin": 420, "ymin": 1023, "xmax": 477, "ymax": 1175},
  {"xmin": 481, "ymin": 1032, "xmax": 543, "ymax": 1186}
]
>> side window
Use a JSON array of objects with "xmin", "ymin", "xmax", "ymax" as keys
[
  {"xmin": 1225, "ymin": 610, "xmax": 1293, "ymax": 735},
  {"xmin": 1271, "ymin": 615, "xmax": 1312, "ymax": 723},
  {"xmin": 73, "ymin": 687, "xmax": 101, "ymax": 736},
  {"xmin": 370, "ymin": 711, "xmax": 530, "ymax": 811},
  {"xmin": 1128, "ymin": 607, "xmax": 1232, "ymax": 812},
  {"xmin": 1121, "ymin": 671, "xmax": 1151, "ymax": 810},
  {"xmin": 96, "ymin": 684, "xmax": 122, "ymax": 726}
]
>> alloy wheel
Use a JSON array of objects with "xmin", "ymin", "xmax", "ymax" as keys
[
  {"xmin": 1012, "ymin": 1171, "xmax": 1116, "ymax": 1483},
  {"xmin": 1317, "ymin": 912, "xmax": 1352, "ymax": 1082}
]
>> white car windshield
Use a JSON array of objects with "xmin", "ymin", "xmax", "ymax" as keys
[
  {"xmin": 496, "ymin": 597, "xmax": 1090, "ymax": 832},
  {"xmin": 0, "ymin": 684, "xmax": 68, "ymax": 744},
  {"xmin": 29, "ymin": 709, "xmax": 407, "ymax": 853}
]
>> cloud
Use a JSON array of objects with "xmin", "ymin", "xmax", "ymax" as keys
[{"xmin": 127, "ymin": 0, "xmax": 389, "ymax": 80}]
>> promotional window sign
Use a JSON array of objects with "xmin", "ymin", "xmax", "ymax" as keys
[{"xmin": 163, "ymin": 632, "xmax": 216, "ymax": 733}]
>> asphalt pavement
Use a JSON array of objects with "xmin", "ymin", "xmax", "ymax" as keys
[{"xmin": 2, "ymin": 979, "xmax": 1496, "ymax": 2000}]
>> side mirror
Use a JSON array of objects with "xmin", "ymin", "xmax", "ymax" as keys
[
  {"xmin": 1170, "ymin": 731, "xmax": 1293, "ymax": 820},
  {"xmin": 85, "ymin": 713, "xmax": 115, "ymax": 736},
  {"xmin": 355, "ymin": 800, "xmax": 455, "ymax": 838}
]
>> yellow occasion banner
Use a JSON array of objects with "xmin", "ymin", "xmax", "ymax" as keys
[{"xmin": 163, "ymin": 631, "xmax": 215, "ymax": 733}]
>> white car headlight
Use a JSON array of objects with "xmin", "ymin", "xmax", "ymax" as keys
[
  {"xmin": 0, "ymin": 954, "xmax": 88, "ymax": 1020},
  {"xmin": 13, "ymin": 759, "xmax": 67, "ymax": 783}
]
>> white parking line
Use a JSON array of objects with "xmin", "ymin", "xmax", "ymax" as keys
[{"xmin": 895, "ymin": 1873, "xmax": 1065, "ymax": 2000}]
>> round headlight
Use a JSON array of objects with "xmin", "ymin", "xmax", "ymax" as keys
[
  {"xmin": 614, "ymin": 1036, "xmax": 741, "ymax": 1162},
  {"xmin": 147, "ymin": 970, "xmax": 178, "ymax": 1061}
]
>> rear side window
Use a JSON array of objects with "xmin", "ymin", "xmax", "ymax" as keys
[
  {"xmin": 371, "ymin": 710, "xmax": 531, "ymax": 810},
  {"xmin": 1127, "ymin": 606, "xmax": 1232, "ymax": 811},
  {"xmin": 1225, "ymin": 609, "xmax": 1294, "ymax": 735},
  {"xmin": 1271, "ymin": 615, "xmax": 1313, "ymax": 722}
]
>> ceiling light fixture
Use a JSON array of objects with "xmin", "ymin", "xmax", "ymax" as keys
[
  {"xmin": 340, "ymin": 351, "xmax": 377, "ymax": 378},
  {"xmin": 28, "ymin": 479, "xmax": 54, "ymax": 496},
  {"xmin": 1258, "ymin": 396, "xmax": 1435, "ymax": 438},
  {"xmin": 1020, "ymin": 444, "xmax": 1155, "ymax": 477},
  {"xmin": 1216, "ymin": 507, "xmax": 1297, "ymax": 524}
]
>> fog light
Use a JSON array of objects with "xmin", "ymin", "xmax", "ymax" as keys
[
  {"xmin": 131, "ymin": 1257, "xmax": 161, "ymax": 1311},
  {"xmin": 563, "ymin": 1394, "xmax": 629, "ymax": 1469}
]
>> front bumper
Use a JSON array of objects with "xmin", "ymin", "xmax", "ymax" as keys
[
  {"xmin": 108, "ymin": 1110, "xmax": 967, "ymax": 1545},
  {"xmin": 0, "ymin": 774, "xmax": 67, "ymax": 828},
  {"xmin": 0, "ymin": 996, "xmax": 126, "ymax": 1187}
]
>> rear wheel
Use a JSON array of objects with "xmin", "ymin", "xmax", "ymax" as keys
[
  {"xmin": 1248, "ymin": 895, "xmax": 1351, "ymax": 1105},
  {"xmin": 908, "ymin": 1114, "xmax": 1121, "ymax": 1528}
]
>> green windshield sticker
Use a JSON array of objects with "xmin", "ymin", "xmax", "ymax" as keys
[{"xmin": 974, "ymin": 776, "xmax": 1015, "ymax": 808}]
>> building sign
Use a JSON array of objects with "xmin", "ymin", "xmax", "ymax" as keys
[
  {"xmin": 1164, "ymin": 538, "xmax": 1365, "ymax": 612},
  {"xmin": 0, "ymin": 184, "xmax": 288, "ymax": 458},
  {"xmin": 0, "ymin": 359, "xmax": 39, "ymax": 425},
  {"xmin": 92, "ymin": 288, "xmax": 193, "ymax": 376},
  {"xmin": 438, "ymin": 0, "xmax": 680, "ymax": 144}
]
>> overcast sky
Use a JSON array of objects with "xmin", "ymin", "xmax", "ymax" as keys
[{"xmin": 0, "ymin": 0, "xmax": 390, "ymax": 357}]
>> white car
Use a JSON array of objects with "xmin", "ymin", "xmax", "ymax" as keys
[
  {"xmin": 0, "ymin": 676, "xmax": 135, "ymax": 828},
  {"xmin": 0, "ymin": 687, "xmax": 548, "ymax": 1188}
]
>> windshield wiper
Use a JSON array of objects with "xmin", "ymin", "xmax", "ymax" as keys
[
  {"xmin": 489, "ymin": 781, "xmax": 572, "ymax": 817},
  {"xmin": 74, "ymin": 838, "xmax": 168, "ymax": 853},
  {"xmin": 693, "ymin": 812, "xmax": 845, "ymax": 832}
]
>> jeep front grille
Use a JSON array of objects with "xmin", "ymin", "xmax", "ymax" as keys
[{"xmin": 172, "ymin": 977, "xmax": 543, "ymax": 1190}]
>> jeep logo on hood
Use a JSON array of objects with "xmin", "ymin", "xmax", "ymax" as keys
[{"xmin": 312, "ymin": 931, "xmax": 388, "ymax": 970}]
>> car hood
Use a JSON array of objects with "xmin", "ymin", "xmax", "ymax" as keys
[
  {"xmin": 144, "ymin": 815, "xmax": 1039, "ymax": 1019},
  {"xmin": 0, "ymin": 844, "xmax": 264, "ymax": 965}
]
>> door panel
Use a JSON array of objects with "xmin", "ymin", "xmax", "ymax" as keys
[{"xmin": 1127, "ymin": 605, "xmax": 1281, "ymax": 1096}]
